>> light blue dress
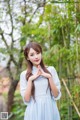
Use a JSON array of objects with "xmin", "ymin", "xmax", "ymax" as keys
[{"xmin": 20, "ymin": 66, "xmax": 61, "ymax": 120}]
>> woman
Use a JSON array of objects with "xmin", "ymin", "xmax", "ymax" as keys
[{"xmin": 20, "ymin": 42, "xmax": 61, "ymax": 120}]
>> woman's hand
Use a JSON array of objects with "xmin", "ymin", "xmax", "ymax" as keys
[
  {"xmin": 29, "ymin": 65, "xmax": 52, "ymax": 81},
  {"xmin": 28, "ymin": 69, "xmax": 41, "ymax": 81},
  {"xmin": 38, "ymin": 65, "xmax": 52, "ymax": 79}
]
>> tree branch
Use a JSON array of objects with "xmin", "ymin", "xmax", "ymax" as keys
[
  {"xmin": 28, "ymin": 0, "xmax": 46, "ymax": 23},
  {"xmin": 7, "ymin": 0, "xmax": 14, "ymax": 43},
  {"xmin": 6, "ymin": 58, "xmax": 14, "ymax": 81},
  {"xmin": 28, "ymin": 6, "xmax": 39, "ymax": 23},
  {"xmin": 23, "ymin": 0, "xmax": 28, "ymax": 25},
  {"xmin": 0, "ymin": 27, "xmax": 9, "ymax": 48}
]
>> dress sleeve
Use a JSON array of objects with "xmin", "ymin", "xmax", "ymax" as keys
[
  {"xmin": 50, "ymin": 66, "xmax": 61, "ymax": 100},
  {"xmin": 20, "ymin": 71, "xmax": 30, "ymax": 105}
]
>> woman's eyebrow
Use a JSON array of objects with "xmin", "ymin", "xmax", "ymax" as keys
[
  {"xmin": 29, "ymin": 51, "xmax": 38, "ymax": 54},
  {"xmin": 29, "ymin": 52, "xmax": 34, "ymax": 54}
]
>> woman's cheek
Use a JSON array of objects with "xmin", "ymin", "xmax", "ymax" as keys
[{"xmin": 30, "ymin": 58, "xmax": 35, "ymax": 63}]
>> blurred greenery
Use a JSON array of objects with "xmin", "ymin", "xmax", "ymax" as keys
[{"xmin": 10, "ymin": 91, "xmax": 26, "ymax": 120}]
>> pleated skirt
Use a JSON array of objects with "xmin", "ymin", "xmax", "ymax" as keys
[{"xmin": 24, "ymin": 95, "xmax": 60, "ymax": 120}]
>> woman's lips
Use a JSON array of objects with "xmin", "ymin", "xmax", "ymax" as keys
[{"xmin": 34, "ymin": 59, "xmax": 39, "ymax": 62}]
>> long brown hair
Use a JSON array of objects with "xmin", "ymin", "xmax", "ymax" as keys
[{"xmin": 24, "ymin": 42, "xmax": 51, "ymax": 100}]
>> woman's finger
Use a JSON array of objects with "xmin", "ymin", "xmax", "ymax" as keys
[
  {"xmin": 38, "ymin": 65, "xmax": 43, "ymax": 72},
  {"xmin": 36, "ymin": 69, "xmax": 41, "ymax": 77}
]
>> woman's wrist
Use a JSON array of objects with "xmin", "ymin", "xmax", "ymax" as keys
[
  {"xmin": 47, "ymin": 74, "xmax": 52, "ymax": 79},
  {"xmin": 28, "ymin": 78, "xmax": 33, "ymax": 82}
]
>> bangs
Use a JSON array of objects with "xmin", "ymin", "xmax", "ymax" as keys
[
  {"xmin": 32, "ymin": 46, "xmax": 41, "ymax": 53},
  {"xmin": 28, "ymin": 42, "xmax": 42, "ymax": 53},
  {"xmin": 24, "ymin": 42, "xmax": 42, "ymax": 58}
]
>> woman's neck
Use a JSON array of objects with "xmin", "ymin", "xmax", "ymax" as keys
[{"xmin": 33, "ymin": 64, "xmax": 38, "ymax": 68}]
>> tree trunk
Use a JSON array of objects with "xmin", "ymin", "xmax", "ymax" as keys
[{"xmin": 7, "ymin": 80, "xmax": 18, "ymax": 114}]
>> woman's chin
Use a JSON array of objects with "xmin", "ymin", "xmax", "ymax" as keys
[{"xmin": 34, "ymin": 61, "xmax": 41, "ymax": 65}]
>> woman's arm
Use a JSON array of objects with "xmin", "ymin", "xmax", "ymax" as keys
[
  {"xmin": 48, "ymin": 77, "xmax": 59, "ymax": 98},
  {"xmin": 20, "ymin": 71, "xmax": 31, "ymax": 105},
  {"xmin": 49, "ymin": 66, "xmax": 61, "ymax": 100},
  {"xmin": 24, "ymin": 80, "xmax": 32, "ymax": 102},
  {"xmin": 20, "ymin": 69, "xmax": 41, "ymax": 103},
  {"xmin": 37, "ymin": 65, "xmax": 61, "ymax": 100}
]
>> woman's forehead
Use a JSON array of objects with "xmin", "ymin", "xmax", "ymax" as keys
[{"xmin": 29, "ymin": 48, "xmax": 36, "ymax": 53}]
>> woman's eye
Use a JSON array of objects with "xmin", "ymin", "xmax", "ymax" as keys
[
  {"xmin": 30, "ymin": 52, "xmax": 39, "ymax": 56},
  {"xmin": 37, "ymin": 52, "xmax": 39, "ymax": 54},
  {"xmin": 30, "ymin": 54, "xmax": 34, "ymax": 56}
]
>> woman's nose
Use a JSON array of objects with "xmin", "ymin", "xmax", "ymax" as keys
[{"xmin": 35, "ymin": 54, "xmax": 38, "ymax": 58}]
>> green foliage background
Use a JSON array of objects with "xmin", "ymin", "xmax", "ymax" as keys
[{"xmin": 20, "ymin": 1, "xmax": 80, "ymax": 120}]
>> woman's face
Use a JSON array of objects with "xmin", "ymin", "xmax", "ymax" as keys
[{"xmin": 27, "ymin": 48, "xmax": 42, "ymax": 66}]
